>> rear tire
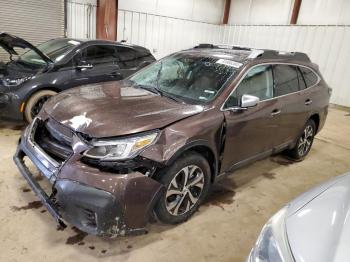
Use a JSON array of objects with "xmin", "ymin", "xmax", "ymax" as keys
[
  {"xmin": 286, "ymin": 119, "xmax": 316, "ymax": 160},
  {"xmin": 24, "ymin": 90, "xmax": 57, "ymax": 122},
  {"xmin": 154, "ymin": 152, "xmax": 211, "ymax": 224}
]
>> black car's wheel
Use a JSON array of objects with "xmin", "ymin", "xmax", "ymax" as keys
[
  {"xmin": 287, "ymin": 119, "xmax": 316, "ymax": 160},
  {"xmin": 24, "ymin": 90, "xmax": 57, "ymax": 122},
  {"xmin": 154, "ymin": 152, "xmax": 211, "ymax": 224}
]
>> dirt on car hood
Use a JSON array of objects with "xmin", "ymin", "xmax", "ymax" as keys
[{"xmin": 44, "ymin": 81, "xmax": 204, "ymax": 138}]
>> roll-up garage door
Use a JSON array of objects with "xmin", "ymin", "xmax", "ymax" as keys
[{"xmin": 0, "ymin": 0, "xmax": 65, "ymax": 60}]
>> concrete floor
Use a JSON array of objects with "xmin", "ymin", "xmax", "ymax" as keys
[{"xmin": 0, "ymin": 106, "xmax": 350, "ymax": 262}]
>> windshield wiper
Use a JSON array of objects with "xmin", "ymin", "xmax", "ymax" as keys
[
  {"xmin": 133, "ymin": 83, "xmax": 183, "ymax": 103},
  {"xmin": 133, "ymin": 83, "xmax": 162, "ymax": 95},
  {"xmin": 155, "ymin": 61, "xmax": 163, "ymax": 93}
]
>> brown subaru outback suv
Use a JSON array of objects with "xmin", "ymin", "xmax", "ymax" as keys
[{"xmin": 14, "ymin": 44, "xmax": 331, "ymax": 236}]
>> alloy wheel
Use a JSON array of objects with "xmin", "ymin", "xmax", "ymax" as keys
[
  {"xmin": 297, "ymin": 125, "xmax": 314, "ymax": 157},
  {"xmin": 165, "ymin": 165, "xmax": 205, "ymax": 216}
]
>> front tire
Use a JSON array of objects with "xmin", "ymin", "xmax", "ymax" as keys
[
  {"xmin": 154, "ymin": 152, "xmax": 211, "ymax": 224},
  {"xmin": 24, "ymin": 90, "xmax": 57, "ymax": 122},
  {"xmin": 287, "ymin": 119, "xmax": 316, "ymax": 160}
]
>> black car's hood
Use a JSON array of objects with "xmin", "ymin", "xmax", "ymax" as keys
[
  {"xmin": 0, "ymin": 32, "xmax": 52, "ymax": 64},
  {"xmin": 0, "ymin": 60, "xmax": 42, "ymax": 90}
]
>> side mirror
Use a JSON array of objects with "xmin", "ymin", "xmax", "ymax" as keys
[
  {"xmin": 76, "ymin": 60, "xmax": 93, "ymax": 70},
  {"xmin": 241, "ymin": 94, "xmax": 260, "ymax": 108}
]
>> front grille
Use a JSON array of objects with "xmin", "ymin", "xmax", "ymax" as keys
[{"xmin": 35, "ymin": 118, "xmax": 74, "ymax": 162}]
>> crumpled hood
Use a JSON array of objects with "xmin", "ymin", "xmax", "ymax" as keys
[
  {"xmin": 286, "ymin": 173, "xmax": 350, "ymax": 262},
  {"xmin": 44, "ymin": 81, "xmax": 204, "ymax": 138}
]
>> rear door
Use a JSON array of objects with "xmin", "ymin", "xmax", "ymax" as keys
[
  {"xmin": 115, "ymin": 46, "xmax": 143, "ymax": 78},
  {"xmin": 71, "ymin": 44, "xmax": 123, "ymax": 86},
  {"xmin": 270, "ymin": 64, "xmax": 308, "ymax": 148},
  {"xmin": 220, "ymin": 65, "xmax": 278, "ymax": 171}
]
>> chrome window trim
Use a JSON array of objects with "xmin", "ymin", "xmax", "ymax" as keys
[{"xmin": 220, "ymin": 62, "xmax": 321, "ymax": 112}]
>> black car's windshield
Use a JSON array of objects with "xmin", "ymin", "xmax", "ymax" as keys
[
  {"xmin": 129, "ymin": 53, "xmax": 239, "ymax": 103},
  {"xmin": 19, "ymin": 39, "xmax": 82, "ymax": 65}
]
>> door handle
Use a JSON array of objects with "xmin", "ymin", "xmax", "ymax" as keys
[
  {"xmin": 305, "ymin": 99, "xmax": 312, "ymax": 106},
  {"xmin": 111, "ymin": 72, "xmax": 122, "ymax": 77},
  {"xmin": 271, "ymin": 109, "xmax": 281, "ymax": 117}
]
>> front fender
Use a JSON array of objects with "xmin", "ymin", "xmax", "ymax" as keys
[{"xmin": 140, "ymin": 109, "xmax": 224, "ymax": 177}]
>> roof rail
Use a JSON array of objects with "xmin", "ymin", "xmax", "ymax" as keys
[
  {"xmin": 194, "ymin": 43, "xmax": 217, "ymax": 49},
  {"xmin": 248, "ymin": 49, "xmax": 264, "ymax": 59},
  {"xmin": 260, "ymin": 50, "xmax": 310, "ymax": 62},
  {"xmin": 193, "ymin": 44, "xmax": 310, "ymax": 62},
  {"xmin": 194, "ymin": 43, "xmax": 252, "ymax": 51}
]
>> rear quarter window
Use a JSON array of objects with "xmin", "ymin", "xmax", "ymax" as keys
[
  {"xmin": 300, "ymin": 67, "xmax": 319, "ymax": 88},
  {"xmin": 273, "ymin": 65, "xmax": 299, "ymax": 97}
]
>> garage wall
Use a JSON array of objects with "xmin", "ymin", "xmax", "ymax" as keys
[
  {"xmin": 298, "ymin": 0, "xmax": 350, "ymax": 25},
  {"xmin": 219, "ymin": 25, "xmax": 350, "ymax": 107},
  {"xmin": 119, "ymin": 0, "xmax": 225, "ymax": 24},
  {"xmin": 228, "ymin": 0, "xmax": 293, "ymax": 25},
  {"xmin": 66, "ymin": 0, "xmax": 97, "ymax": 39},
  {"xmin": 228, "ymin": 0, "xmax": 350, "ymax": 25},
  {"xmin": 0, "ymin": 0, "xmax": 65, "ymax": 60},
  {"xmin": 67, "ymin": 0, "xmax": 350, "ymax": 107},
  {"xmin": 117, "ymin": 9, "xmax": 221, "ymax": 59}
]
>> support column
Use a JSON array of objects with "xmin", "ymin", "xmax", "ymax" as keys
[
  {"xmin": 96, "ymin": 0, "xmax": 117, "ymax": 40},
  {"xmin": 290, "ymin": 0, "xmax": 302, "ymax": 25},
  {"xmin": 223, "ymin": 0, "xmax": 231, "ymax": 24}
]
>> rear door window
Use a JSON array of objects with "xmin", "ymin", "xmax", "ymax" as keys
[
  {"xmin": 81, "ymin": 45, "xmax": 118, "ymax": 65},
  {"xmin": 273, "ymin": 65, "xmax": 299, "ymax": 97},
  {"xmin": 224, "ymin": 65, "xmax": 273, "ymax": 108},
  {"xmin": 300, "ymin": 67, "xmax": 319, "ymax": 88},
  {"xmin": 116, "ymin": 46, "xmax": 138, "ymax": 69}
]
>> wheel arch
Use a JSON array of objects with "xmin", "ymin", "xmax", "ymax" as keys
[
  {"xmin": 23, "ymin": 85, "xmax": 61, "ymax": 103},
  {"xmin": 309, "ymin": 113, "xmax": 320, "ymax": 133},
  {"xmin": 21, "ymin": 86, "xmax": 60, "ymax": 121},
  {"xmin": 164, "ymin": 140, "xmax": 218, "ymax": 183}
]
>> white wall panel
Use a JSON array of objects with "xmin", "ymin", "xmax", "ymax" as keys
[
  {"xmin": 220, "ymin": 25, "xmax": 350, "ymax": 107},
  {"xmin": 67, "ymin": 0, "xmax": 97, "ymax": 39},
  {"xmin": 117, "ymin": 10, "xmax": 221, "ymax": 59},
  {"xmin": 298, "ymin": 0, "xmax": 350, "ymax": 25},
  {"xmin": 228, "ymin": 0, "xmax": 350, "ymax": 26},
  {"xmin": 229, "ymin": 0, "xmax": 293, "ymax": 25},
  {"xmin": 119, "ymin": 0, "xmax": 225, "ymax": 24}
]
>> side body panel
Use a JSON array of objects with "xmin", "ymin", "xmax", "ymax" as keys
[{"xmin": 220, "ymin": 100, "xmax": 279, "ymax": 172}]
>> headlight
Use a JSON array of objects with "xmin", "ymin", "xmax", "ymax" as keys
[
  {"xmin": 83, "ymin": 132, "xmax": 158, "ymax": 161},
  {"xmin": 3, "ymin": 76, "xmax": 32, "ymax": 87},
  {"xmin": 247, "ymin": 207, "xmax": 294, "ymax": 262}
]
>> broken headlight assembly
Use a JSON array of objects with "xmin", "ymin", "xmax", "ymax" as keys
[
  {"xmin": 247, "ymin": 207, "xmax": 294, "ymax": 262},
  {"xmin": 83, "ymin": 132, "xmax": 158, "ymax": 161}
]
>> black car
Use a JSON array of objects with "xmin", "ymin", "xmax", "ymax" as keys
[{"xmin": 0, "ymin": 33, "xmax": 155, "ymax": 122}]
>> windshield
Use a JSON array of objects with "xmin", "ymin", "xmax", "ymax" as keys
[
  {"xmin": 129, "ymin": 53, "xmax": 238, "ymax": 103},
  {"xmin": 19, "ymin": 39, "xmax": 81, "ymax": 65}
]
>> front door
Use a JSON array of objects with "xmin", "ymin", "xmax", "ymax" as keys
[
  {"xmin": 72, "ymin": 44, "xmax": 123, "ymax": 87},
  {"xmin": 220, "ymin": 64, "xmax": 278, "ymax": 172}
]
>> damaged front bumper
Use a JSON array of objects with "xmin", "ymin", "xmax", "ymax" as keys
[{"xmin": 13, "ymin": 118, "xmax": 164, "ymax": 237}]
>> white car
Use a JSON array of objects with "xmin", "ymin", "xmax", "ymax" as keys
[{"xmin": 248, "ymin": 173, "xmax": 350, "ymax": 262}]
